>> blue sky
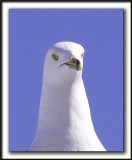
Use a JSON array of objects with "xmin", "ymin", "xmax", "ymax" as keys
[{"xmin": 9, "ymin": 9, "xmax": 123, "ymax": 151}]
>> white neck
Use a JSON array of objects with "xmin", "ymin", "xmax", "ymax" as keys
[
  {"xmin": 37, "ymin": 76, "xmax": 93, "ymax": 132},
  {"xmin": 30, "ymin": 75, "xmax": 106, "ymax": 151}
]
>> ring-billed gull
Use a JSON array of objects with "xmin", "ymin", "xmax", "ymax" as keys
[{"xmin": 28, "ymin": 41, "xmax": 106, "ymax": 151}]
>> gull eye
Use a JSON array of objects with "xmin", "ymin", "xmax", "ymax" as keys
[
  {"xmin": 52, "ymin": 54, "xmax": 58, "ymax": 60},
  {"xmin": 81, "ymin": 52, "xmax": 85, "ymax": 58}
]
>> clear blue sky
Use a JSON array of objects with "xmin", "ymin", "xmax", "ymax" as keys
[{"xmin": 9, "ymin": 9, "xmax": 123, "ymax": 151}]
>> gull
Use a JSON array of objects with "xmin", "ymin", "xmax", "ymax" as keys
[{"xmin": 28, "ymin": 41, "xmax": 106, "ymax": 151}]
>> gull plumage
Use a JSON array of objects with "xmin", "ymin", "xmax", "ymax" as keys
[{"xmin": 28, "ymin": 41, "xmax": 106, "ymax": 151}]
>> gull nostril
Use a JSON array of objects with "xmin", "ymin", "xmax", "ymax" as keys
[{"xmin": 72, "ymin": 58, "xmax": 77, "ymax": 63}]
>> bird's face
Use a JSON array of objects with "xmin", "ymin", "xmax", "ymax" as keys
[{"xmin": 43, "ymin": 42, "xmax": 85, "ymax": 87}]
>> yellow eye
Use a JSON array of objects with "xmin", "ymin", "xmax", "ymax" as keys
[
  {"xmin": 81, "ymin": 52, "xmax": 84, "ymax": 58},
  {"xmin": 52, "ymin": 54, "xmax": 58, "ymax": 60}
]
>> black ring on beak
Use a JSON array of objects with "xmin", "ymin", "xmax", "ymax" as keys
[{"xmin": 76, "ymin": 60, "xmax": 81, "ymax": 71}]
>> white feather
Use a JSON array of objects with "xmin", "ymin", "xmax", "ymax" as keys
[{"xmin": 28, "ymin": 41, "xmax": 106, "ymax": 151}]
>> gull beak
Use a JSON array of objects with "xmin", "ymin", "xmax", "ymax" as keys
[{"xmin": 60, "ymin": 57, "xmax": 82, "ymax": 71}]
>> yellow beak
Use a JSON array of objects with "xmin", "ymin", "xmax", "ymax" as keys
[{"xmin": 60, "ymin": 57, "xmax": 82, "ymax": 71}]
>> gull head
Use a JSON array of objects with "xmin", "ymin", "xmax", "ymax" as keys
[{"xmin": 43, "ymin": 41, "xmax": 85, "ymax": 87}]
